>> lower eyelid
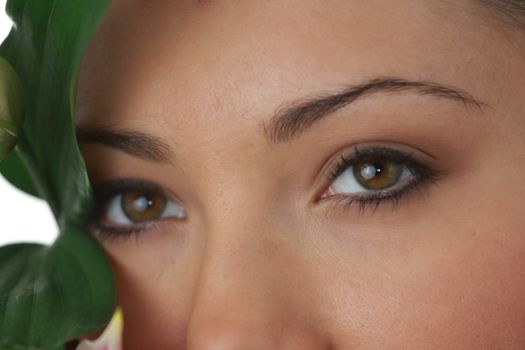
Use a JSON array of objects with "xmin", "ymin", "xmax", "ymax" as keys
[
  {"xmin": 323, "ymin": 160, "xmax": 414, "ymax": 197},
  {"xmin": 90, "ymin": 221, "xmax": 162, "ymax": 243},
  {"xmin": 321, "ymin": 179, "xmax": 425, "ymax": 217},
  {"xmin": 91, "ymin": 195, "xmax": 186, "ymax": 240},
  {"xmin": 318, "ymin": 163, "xmax": 439, "ymax": 216},
  {"xmin": 322, "ymin": 172, "xmax": 409, "ymax": 201}
]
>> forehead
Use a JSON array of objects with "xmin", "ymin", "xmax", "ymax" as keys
[{"xmin": 74, "ymin": 0, "xmax": 509, "ymax": 141}]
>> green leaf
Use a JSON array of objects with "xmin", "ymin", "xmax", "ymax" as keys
[
  {"xmin": 0, "ymin": 0, "xmax": 112, "ymax": 226},
  {"xmin": 0, "ymin": 56, "xmax": 24, "ymax": 161},
  {"xmin": 0, "ymin": 230, "xmax": 113, "ymax": 349},
  {"xmin": 0, "ymin": 149, "xmax": 39, "ymax": 198},
  {"xmin": 0, "ymin": 56, "xmax": 24, "ymax": 128},
  {"xmin": 0, "ymin": 0, "xmax": 115, "ymax": 348},
  {"xmin": 0, "ymin": 346, "xmax": 63, "ymax": 350}
]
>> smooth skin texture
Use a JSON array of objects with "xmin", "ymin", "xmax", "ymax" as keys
[{"xmin": 75, "ymin": 0, "xmax": 525, "ymax": 348}]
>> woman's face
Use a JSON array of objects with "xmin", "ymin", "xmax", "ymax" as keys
[{"xmin": 75, "ymin": 0, "xmax": 525, "ymax": 348}]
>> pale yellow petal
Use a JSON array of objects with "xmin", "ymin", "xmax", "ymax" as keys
[{"xmin": 76, "ymin": 308, "xmax": 124, "ymax": 350}]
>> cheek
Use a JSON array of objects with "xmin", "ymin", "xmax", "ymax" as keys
[
  {"xmin": 397, "ymin": 235, "xmax": 525, "ymax": 348},
  {"xmin": 416, "ymin": 237, "xmax": 524, "ymax": 348},
  {"xmin": 99, "ymin": 229, "xmax": 201, "ymax": 349},
  {"xmin": 312, "ymin": 218, "xmax": 525, "ymax": 348}
]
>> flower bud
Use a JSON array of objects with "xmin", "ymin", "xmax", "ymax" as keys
[{"xmin": 0, "ymin": 56, "xmax": 24, "ymax": 160}]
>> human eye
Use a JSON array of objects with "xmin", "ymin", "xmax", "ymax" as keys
[
  {"xmin": 319, "ymin": 145, "xmax": 443, "ymax": 214},
  {"xmin": 88, "ymin": 179, "xmax": 186, "ymax": 241}
]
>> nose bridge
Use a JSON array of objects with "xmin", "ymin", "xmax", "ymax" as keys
[
  {"xmin": 185, "ymin": 193, "xmax": 331, "ymax": 349},
  {"xmin": 187, "ymin": 200, "xmax": 283, "ymax": 343}
]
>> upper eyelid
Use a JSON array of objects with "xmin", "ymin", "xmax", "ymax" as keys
[
  {"xmin": 316, "ymin": 143, "xmax": 446, "ymax": 207},
  {"xmin": 88, "ymin": 181, "xmax": 180, "ymax": 237},
  {"xmin": 326, "ymin": 146, "xmax": 426, "ymax": 183},
  {"xmin": 89, "ymin": 145, "xmax": 438, "ymax": 225},
  {"xmin": 317, "ymin": 148, "xmax": 443, "ymax": 216},
  {"xmin": 92, "ymin": 178, "xmax": 177, "ymax": 203},
  {"xmin": 90, "ymin": 179, "xmax": 179, "ymax": 222}
]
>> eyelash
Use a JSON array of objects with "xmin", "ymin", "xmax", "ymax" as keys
[
  {"xmin": 88, "ymin": 179, "xmax": 172, "ymax": 242},
  {"xmin": 87, "ymin": 146, "xmax": 443, "ymax": 240},
  {"xmin": 321, "ymin": 145, "xmax": 442, "ymax": 214}
]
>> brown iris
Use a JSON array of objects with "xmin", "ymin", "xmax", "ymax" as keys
[
  {"xmin": 352, "ymin": 159, "xmax": 403, "ymax": 190},
  {"xmin": 121, "ymin": 191, "xmax": 167, "ymax": 222}
]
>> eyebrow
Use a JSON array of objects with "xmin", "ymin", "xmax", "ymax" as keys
[
  {"xmin": 76, "ymin": 77, "xmax": 486, "ymax": 163},
  {"xmin": 76, "ymin": 128, "xmax": 174, "ymax": 163},
  {"xmin": 265, "ymin": 76, "xmax": 487, "ymax": 143}
]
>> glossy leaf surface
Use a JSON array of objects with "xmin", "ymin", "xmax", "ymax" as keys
[
  {"xmin": 0, "ymin": 0, "xmax": 115, "ymax": 348},
  {"xmin": 0, "ymin": 230, "xmax": 114, "ymax": 348}
]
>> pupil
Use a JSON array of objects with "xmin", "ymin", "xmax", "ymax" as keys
[
  {"xmin": 360, "ymin": 163, "xmax": 383, "ymax": 179},
  {"xmin": 132, "ymin": 196, "xmax": 151, "ymax": 212},
  {"xmin": 353, "ymin": 159, "xmax": 403, "ymax": 191},
  {"xmin": 122, "ymin": 191, "xmax": 167, "ymax": 223}
]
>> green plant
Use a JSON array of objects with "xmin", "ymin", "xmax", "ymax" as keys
[{"xmin": 0, "ymin": 1, "xmax": 115, "ymax": 349}]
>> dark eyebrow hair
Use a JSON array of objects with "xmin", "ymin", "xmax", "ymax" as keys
[
  {"xmin": 76, "ymin": 77, "xmax": 486, "ymax": 162},
  {"xmin": 265, "ymin": 77, "xmax": 487, "ymax": 143},
  {"xmin": 76, "ymin": 128, "xmax": 174, "ymax": 163}
]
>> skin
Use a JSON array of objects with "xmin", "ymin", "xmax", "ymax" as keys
[{"xmin": 74, "ymin": 0, "xmax": 525, "ymax": 348}]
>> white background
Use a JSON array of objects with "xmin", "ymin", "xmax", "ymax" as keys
[{"xmin": 0, "ymin": 0, "xmax": 58, "ymax": 245}]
